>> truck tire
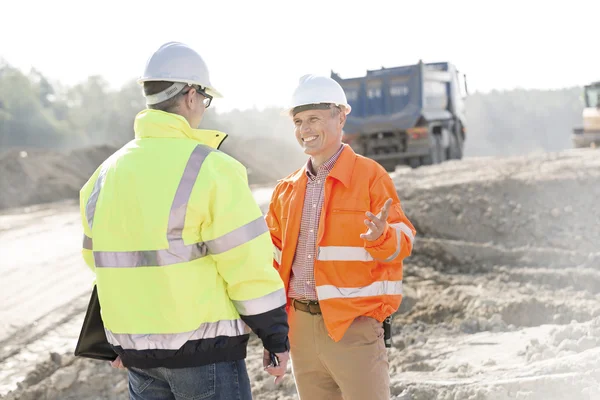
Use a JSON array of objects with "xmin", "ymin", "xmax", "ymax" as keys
[
  {"xmin": 378, "ymin": 160, "xmax": 398, "ymax": 172},
  {"xmin": 430, "ymin": 133, "xmax": 446, "ymax": 164},
  {"xmin": 447, "ymin": 133, "xmax": 463, "ymax": 159}
]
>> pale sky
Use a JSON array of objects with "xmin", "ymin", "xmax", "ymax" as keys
[{"xmin": 1, "ymin": 0, "xmax": 598, "ymax": 113}]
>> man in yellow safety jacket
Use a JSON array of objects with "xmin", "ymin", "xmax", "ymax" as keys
[{"xmin": 79, "ymin": 42, "xmax": 290, "ymax": 400}]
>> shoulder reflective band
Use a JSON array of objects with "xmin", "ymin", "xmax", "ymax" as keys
[
  {"xmin": 85, "ymin": 145, "xmax": 268, "ymax": 267},
  {"xmin": 204, "ymin": 217, "xmax": 267, "ymax": 255},
  {"xmin": 105, "ymin": 318, "xmax": 250, "ymax": 350},
  {"xmin": 316, "ymin": 280, "xmax": 403, "ymax": 300},
  {"xmin": 86, "ymin": 163, "xmax": 109, "ymax": 230}
]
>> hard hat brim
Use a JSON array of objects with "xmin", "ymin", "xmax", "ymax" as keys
[
  {"xmin": 205, "ymin": 87, "xmax": 223, "ymax": 99},
  {"xmin": 280, "ymin": 102, "xmax": 352, "ymax": 117}
]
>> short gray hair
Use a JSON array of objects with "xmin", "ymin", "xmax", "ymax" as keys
[{"xmin": 331, "ymin": 105, "xmax": 346, "ymax": 117}]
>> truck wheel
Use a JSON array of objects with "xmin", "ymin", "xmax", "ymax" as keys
[
  {"xmin": 430, "ymin": 134, "xmax": 446, "ymax": 164},
  {"xmin": 420, "ymin": 155, "xmax": 432, "ymax": 165},
  {"xmin": 379, "ymin": 160, "xmax": 398, "ymax": 172},
  {"xmin": 447, "ymin": 133, "xmax": 463, "ymax": 159}
]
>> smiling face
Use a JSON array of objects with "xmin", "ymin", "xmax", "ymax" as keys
[{"xmin": 292, "ymin": 106, "xmax": 346, "ymax": 166}]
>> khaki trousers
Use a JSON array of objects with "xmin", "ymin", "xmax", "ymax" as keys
[{"xmin": 288, "ymin": 306, "xmax": 390, "ymax": 400}]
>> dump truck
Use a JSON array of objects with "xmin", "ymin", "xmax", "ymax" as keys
[
  {"xmin": 572, "ymin": 81, "xmax": 600, "ymax": 148},
  {"xmin": 332, "ymin": 60, "xmax": 468, "ymax": 171}
]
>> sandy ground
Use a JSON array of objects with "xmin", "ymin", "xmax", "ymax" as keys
[
  {"xmin": 0, "ymin": 201, "xmax": 94, "ymax": 342},
  {"xmin": 1, "ymin": 148, "xmax": 599, "ymax": 399}
]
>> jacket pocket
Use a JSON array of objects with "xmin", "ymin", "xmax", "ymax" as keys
[
  {"xmin": 329, "ymin": 209, "xmax": 367, "ymax": 242},
  {"xmin": 331, "ymin": 208, "xmax": 366, "ymax": 215}
]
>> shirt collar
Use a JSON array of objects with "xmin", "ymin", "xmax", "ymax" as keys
[{"xmin": 305, "ymin": 144, "xmax": 344, "ymax": 179}]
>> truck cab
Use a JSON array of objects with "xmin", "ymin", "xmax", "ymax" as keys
[{"xmin": 332, "ymin": 60, "xmax": 468, "ymax": 171}]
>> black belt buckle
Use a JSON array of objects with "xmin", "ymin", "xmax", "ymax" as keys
[
  {"xmin": 293, "ymin": 299, "xmax": 321, "ymax": 315},
  {"xmin": 307, "ymin": 300, "xmax": 321, "ymax": 315}
]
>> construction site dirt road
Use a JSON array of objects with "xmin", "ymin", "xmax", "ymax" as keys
[{"xmin": 1, "ymin": 147, "xmax": 599, "ymax": 400}]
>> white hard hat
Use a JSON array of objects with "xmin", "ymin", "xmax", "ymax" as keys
[
  {"xmin": 138, "ymin": 42, "xmax": 222, "ymax": 105},
  {"xmin": 284, "ymin": 74, "xmax": 351, "ymax": 116}
]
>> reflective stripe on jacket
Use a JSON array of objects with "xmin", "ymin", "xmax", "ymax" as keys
[
  {"xmin": 265, "ymin": 144, "xmax": 416, "ymax": 342},
  {"xmin": 80, "ymin": 109, "xmax": 289, "ymax": 369}
]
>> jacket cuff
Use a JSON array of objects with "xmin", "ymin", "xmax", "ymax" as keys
[
  {"xmin": 239, "ymin": 305, "xmax": 290, "ymax": 353},
  {"xmin": 364, "ymin": 222, "xmax": 390, "ymax": 249},
  {"xmin": 263, "ymin": 336, "xmax": 290, "ymax": 353}
]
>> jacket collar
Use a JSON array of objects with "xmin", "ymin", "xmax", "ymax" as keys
[
  {"xmin": 133, "ymin": 109, "xmax": 228, "ymax": 149},
  {"xmin": 281, "ymin": 144, "xmax": 356, "ymax": 188}
]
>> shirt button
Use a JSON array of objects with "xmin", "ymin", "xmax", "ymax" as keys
[
  {"xmin": 310, "ymin": 229, "xmax": 314, "ymax": 233},
  {"xmin": 313, "ymin": 204, "xmax": 317, "ymax": 208},
  {"xmin": 317, "ymin": 180, "xmax": 321, "ymax": 184},
  {"xmin": 308, "ymin": 255, "xmax": 312, "ymax": 259}
]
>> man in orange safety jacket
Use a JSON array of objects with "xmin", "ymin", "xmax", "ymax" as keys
[{"xmin": 265, "ymin": 74, "xmax": 416, "ymax": 400}]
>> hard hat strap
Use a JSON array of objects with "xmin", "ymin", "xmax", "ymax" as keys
[{"xmin": 145, "ymin": 82, "xmax": 188, "ymax": 105}]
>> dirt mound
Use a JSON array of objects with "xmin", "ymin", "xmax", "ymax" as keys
[
  {"xmin": 0, "ymin": 138, "xmax": 307, "ymax": 211},
  {"xmin": 220, "ymin": 136, "xmax": 307, "ymax": 185},
  {"xmin": 382, "ymin": 148, "xmax": 600, "ymax": 398},
  {"xmin": 392, "ymin": 148, "xmax": 600, "ymax": 254},
  {"xmin": 0, "ymin": 146, "xmax": 117, "ymax": 211}
]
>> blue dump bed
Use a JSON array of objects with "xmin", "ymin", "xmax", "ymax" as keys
[{"xmin": 332, "ymin": 61, "xmax": 456, "ymax": 134}]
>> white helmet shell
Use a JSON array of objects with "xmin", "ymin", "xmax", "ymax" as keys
[
  {"xmin": 138, "ymin": 42, "xmax": 222, "ymax": 99},
  {"xmin": 284, "ymin": 74, "xmax": 351, "ymax": 116}
]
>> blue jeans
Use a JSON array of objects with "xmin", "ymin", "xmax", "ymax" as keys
[{"xmin": 127, "ymin": 359, "xmax": 252, "ymax": 400}]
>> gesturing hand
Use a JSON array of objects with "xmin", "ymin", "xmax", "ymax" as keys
[{"xmin": 360, "ymin": 198, "xmax": 393, "ymax": 241}]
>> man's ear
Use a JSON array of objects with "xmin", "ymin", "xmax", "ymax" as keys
[
  {"xmin": 339, "ymin": 111, "xmax": 347, "ymax": 128},
  {"xmin": 187, "ymin": 89, "xmax": 198, "ymax": 110}
]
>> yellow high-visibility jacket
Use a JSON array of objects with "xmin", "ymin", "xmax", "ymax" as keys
[{"xmin": 79, "ymin": 109, "xmax": 289, "ymax": 369}]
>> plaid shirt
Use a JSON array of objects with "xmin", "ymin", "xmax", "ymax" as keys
[{"xmin": 288, "ymin": 145, "xmax": 344, "ymax": 301}]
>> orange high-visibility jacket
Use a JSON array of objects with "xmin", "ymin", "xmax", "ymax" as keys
[{"xmin": 265, "ymin": 144, "xmax": 416, "ymax": 342}]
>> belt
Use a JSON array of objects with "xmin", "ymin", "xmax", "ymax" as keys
[{"xmin": 292, "ymin": 299, "xmax": 321, "ymax": 315}]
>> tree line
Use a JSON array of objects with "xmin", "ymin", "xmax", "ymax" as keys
[{"xmin": 0, "ymin": 60, "xmax": 587, "ymax": 158}]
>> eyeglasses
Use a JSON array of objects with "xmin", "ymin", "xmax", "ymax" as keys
[{"xmin": 182, "ymin": 86, "xmax": 213, "ymax": 108}]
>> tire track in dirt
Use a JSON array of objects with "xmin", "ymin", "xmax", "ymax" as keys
[{"xmin": 0, "ymin": 202, "xmax": 93, "ymax": 344}]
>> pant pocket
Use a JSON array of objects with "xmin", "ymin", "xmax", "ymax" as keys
[
  {"xmin": 128, "ymin": 368, "xmax": 156, "ymax": 395},
  {"xmin": 170, "ymin": 363, "xmax": 216, "ymax": 400},
  {"xmin": 368, "ymin": 317, "xmax": 385, "ymax": 339},
  {"xmin": 342, "ymin": 316, "xmax": 382, "ymax": 346}
]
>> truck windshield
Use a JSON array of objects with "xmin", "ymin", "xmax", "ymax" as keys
[{"xmin": 585, "ymin": 86, "xmax": 600, "ymax": 108}]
